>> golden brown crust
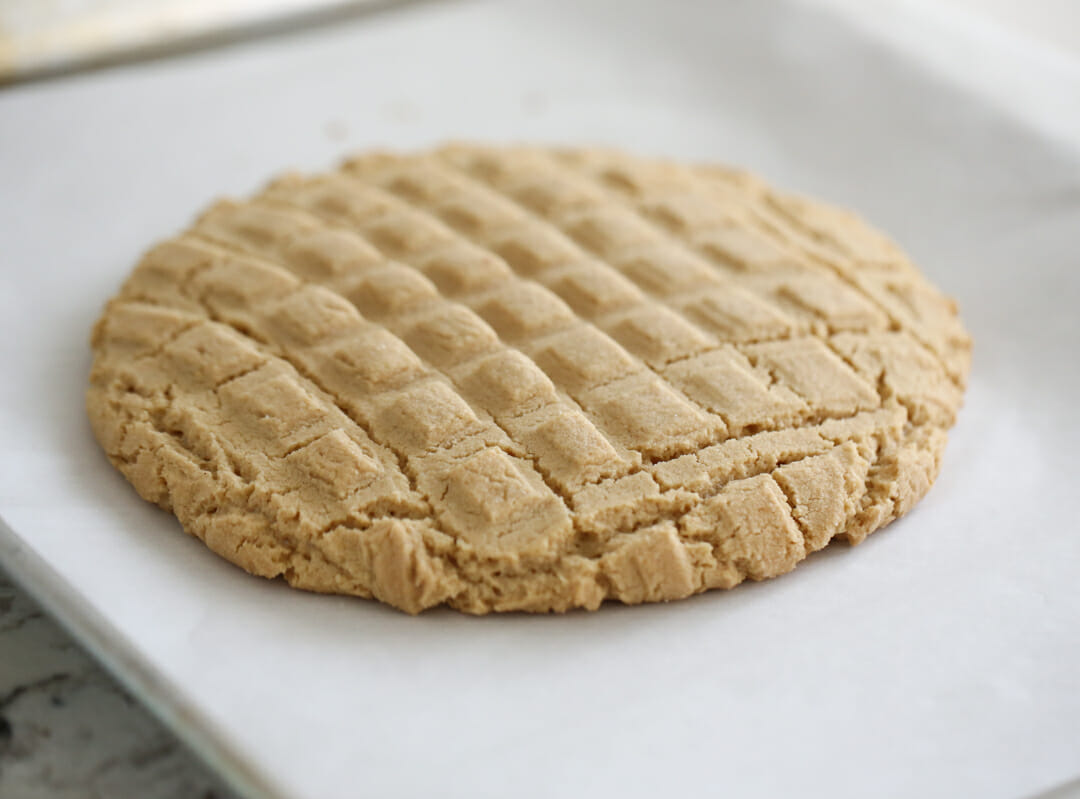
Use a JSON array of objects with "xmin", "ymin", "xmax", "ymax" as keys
[{"xmin": 87, "ymin": 144, "xmax": 970, "ymax": 613}]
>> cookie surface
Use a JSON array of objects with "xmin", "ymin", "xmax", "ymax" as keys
[{"xmin": 87, "ymin": 144, "xmax": 970, "ymax": 614}]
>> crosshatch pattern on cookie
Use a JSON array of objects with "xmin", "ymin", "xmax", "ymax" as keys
[{"xmin": 88, "ymin": 145, "xmax": 970, "ymax": 614}]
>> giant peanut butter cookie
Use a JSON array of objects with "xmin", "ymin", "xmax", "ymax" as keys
[{"xmin": 87, "ymin": 145, "xmax": 970, "ymax": 613}]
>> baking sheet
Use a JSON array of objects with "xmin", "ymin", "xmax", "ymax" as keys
[
  {"xmin": 2, "ymin": 1, "xmax": 1079, "ymax": 797},
  {"xmin": 0, "ymin": 0, "xmax": 386, "ymax": 82}
]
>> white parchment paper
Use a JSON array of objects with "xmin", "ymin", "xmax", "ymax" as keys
[{"xmin": 1, "ymin": 1, "xmax": 1078, "ymax": 797}]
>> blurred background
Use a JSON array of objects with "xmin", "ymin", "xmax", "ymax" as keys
[{"xmin": 1, "ymin": 0, "xmax": 1079, "ymax": 83}]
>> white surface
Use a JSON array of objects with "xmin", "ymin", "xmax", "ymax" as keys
[
  {"xmin": 876, "ymin": 0, "xmax": 1080, "ymax": 58},
  {"xmin": 1, "ymin": 1, "xmax": 1079, "ymax": 798},
  {"xmin": 808, "ymin": 0, "xmax": 1080, "ymax": 150}
]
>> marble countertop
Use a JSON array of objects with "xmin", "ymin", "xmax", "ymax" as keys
[{"xmin": 0, "ymin": 569, "xmax": 236, "ymax": 799}]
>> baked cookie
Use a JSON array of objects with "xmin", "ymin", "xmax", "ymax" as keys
[{"xmin": 87, "ymin": 144, "xmax": 971, "ymax": 614}]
